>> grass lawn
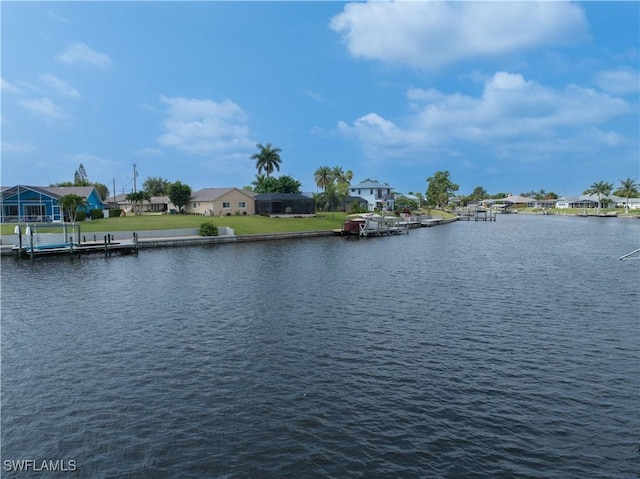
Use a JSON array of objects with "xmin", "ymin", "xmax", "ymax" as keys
[
  {"xmin": 1, "ymin": 213, "xmax": 349, "ymax": 236},
  {"xmin": 0, "ymin": 210, "xmax": 460, "ymax": 236}
]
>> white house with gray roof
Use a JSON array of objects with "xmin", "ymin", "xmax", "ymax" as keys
[{"xmin": 349, "ymin": 181, "xmax": 394, "ymax": 211}]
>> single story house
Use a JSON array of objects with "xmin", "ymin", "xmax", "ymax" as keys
[
  {"xmin": 187, "ymin": 188, "xmax": 256, "ymax": 216},
  {"xmin": 254, "ymin": 193, "xmax": 315, "ymax": 215},
  {"xmin": 349, "ymin": 181, "xmax": 394, "ymax": 211},
  {"xmin": 618, "ymin": 197, "xmax": 640, "ymax": 210},
  {"xmin": 0, "ymin": 185, "xmax": 104, "ymax": 223},
  {"xmin": 106, "ymin": 193, "xmax": 172, "ymax": 213},
  {"xmin": 555, "ymin": 196, "xmax": 581, "ymax": 209}
]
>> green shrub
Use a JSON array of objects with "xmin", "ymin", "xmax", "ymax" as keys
[
  {"xmin": 109, "ymin": 209, "xmax": 122, "ymax": 218},
  {"xmin": 90, "ymin": 209, "xmax": 103, "ymax": 220},
  {"xmin": 75, "ymin": 211, "xmax": 87, "ymax": 221},
  {"xmin": 200, "ymin": 221, "xmax": 219, "ymax": 236}
]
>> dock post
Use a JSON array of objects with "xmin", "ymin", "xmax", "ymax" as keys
[
  {"xmin": 17, "ymin": 225, "xmax": 22, "ymax": 258},
  {"xmin": 29, "ymin": 228, "xmax": 34, "ymax": 261},
  {"xmin": 133, "ymin": 232, "xmax": 139, "ymax": 254},
  {"xmin": 104, "ymin": 235, "xmax": 108, "ymax": 257}
]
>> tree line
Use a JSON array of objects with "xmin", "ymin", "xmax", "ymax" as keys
[{"xmin": 54, "ymin": 149, "xmax": 639, "ymax": 218}]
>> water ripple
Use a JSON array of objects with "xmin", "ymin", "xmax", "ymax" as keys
[{"xmin": 2, "ymin": 215, "xmax": 638, "ymax": 478}]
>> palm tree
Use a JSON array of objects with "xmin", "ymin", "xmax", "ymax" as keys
[
  {"xmin": 58, "ymin": 194, "xmax": 88, "ymax": 223},
  {"xmin": 584, "ymin": 181, "xmax": 614, "ymax": 213},
  {"xmin": 251, "ymin": 142, "xmax": 282, "ymax": 179},
  {"xmin": 344, "ymin": 169, "xmax": 354, "ymax": 185},
  {"xmin": 314, "ymin": 166, "xmax": 333, "ymax": 191},
  {"xmin": 618, "ymin": 177, "xmax": 638, "ymax": 213},
  {"xmin": 126, "ymin": 191, "xmax": 141, "ymax": 215}
]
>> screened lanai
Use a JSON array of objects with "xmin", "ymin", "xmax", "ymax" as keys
[{"xmin": 254, "ymin": 193, "xmax": 315, "ymax": 215}]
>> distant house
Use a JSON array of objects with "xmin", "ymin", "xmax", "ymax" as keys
[
  {"xmin": 0, "ymin": 185, "xmax": 104, "ymax": 223},
  {"xmin": 578, "ymin": 194, "xmax": 615, "ymax": 209},
  {"xmin": 555, "ymin": 196, "xmax": 580, "ymax": 209},
  {"xmin": 107, "ymin": 193, "xmax": 131, "ymax": 210},
  {"xmin": 187, "ymin": 188, "xmax": 256, "ymax": 216},
  {"xmin": 533, "ymin": 199, "xmax": 557, "ymax": 209},
  {"xmin": 349, "ymin": 181, "xmax": 394, "ymax": 211},
  {"xmin": 486, "ymin": 195, "xmax": 534, "ymax": 210},
  {"xmin": 617, "ymin": 197, "xmax": 640, "ymax": 210},
  {"xmin": 106, "ymin": 193, "xmax": 174, "ymax": 213},
  {"xmin": 254, "ymin": 193, "xmax": 315, "ymax": 215}
]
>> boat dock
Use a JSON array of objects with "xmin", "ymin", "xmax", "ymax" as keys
[
  {"xmin": 456, "ymin": 208, "xmax": 497, "ymax": 221},
  {"xmin": 339, "ymin": 214, "xmax": 458, "ymax": 237},
  {"xmin": 12, "ymin": 235, "xmax": 139, "ymax": 259},
  {"xmin": 9, "ymin": 223, "xmax": 139, "ymax": 259}
]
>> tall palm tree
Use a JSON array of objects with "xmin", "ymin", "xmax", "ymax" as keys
[
  {"xmin": 584, "ymin": 181, "xmax": 614, "ymax": 213},
  {"xmin": 58, "ymin": 194, "xmax": 88, "ymax": 223},
  {"xmin": 251, "ymin": 143, "xmax": 282, "ymax": 179},
  {"xmin": 618, "ymin": 177, "xmax": 638, "ymax": 213},
  {"xmin": 332, "ymin": 166, "xmax": 344, "ymax": 182},
  {"xmin": 314, "ymin": 166, "xmax": 333, "ymax": 191}
]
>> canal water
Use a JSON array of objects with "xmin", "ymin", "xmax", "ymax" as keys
[{"xmin": 2, "ymin": 214, "xmax": 638, "ymax": 478}]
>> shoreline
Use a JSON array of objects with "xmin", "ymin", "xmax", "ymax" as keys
[{"xmin": 0, "ymin": 218, "xmax": 461, "ymax": 257}]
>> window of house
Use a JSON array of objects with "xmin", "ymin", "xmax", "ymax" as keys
[
  {"xmin": 238, "ymin": 202, "xmax": 246, "ymax": 208},
  {"xmin": 223, "ymin": 202, "xmax": 230, "ymax": 208},
  {"xmin": 193, "ymin": 203, "xmax": 196, "ymax": 208},
  {"xmin": 370, "ymin": 189, "xmax": 373, "ymax": 194}
]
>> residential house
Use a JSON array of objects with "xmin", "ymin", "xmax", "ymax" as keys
[
  {"xmin": 107, "ymin": 193, "xmax": 173, "ymax": 213},
  {"xmin": 349, "ymin": 181, "xmax": 394, "ymax": 211},
  {"xmin": 188, "ymin": 188, "xmax": 256, "ymax": 216},
  {"xmin": 0, "ymin": 185, "xmax": 104, "ymax": 223},
  {"xmin": 555, "ymin": 196, "xmax": 580, "ymax": 209},
  {"xmin": 617, "ymin": 197, "xmax": 640, "ymax": 210}
]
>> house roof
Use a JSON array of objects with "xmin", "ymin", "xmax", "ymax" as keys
[
  {"xmin": 1, "ymin": 185, "xmax": 100, "ymax": 201},
  {"xmin": 190, "ymin": 187, "xmax": 255, "ymax": 201},
  {"xmin": 502, "ymin": 195, "xmax": 534, "ymax": 204},
  {"xmin": 579, "ymin": 194, "xmax": 621, "ymax": 202},
  {"xmin": 350, "ymin": 181, "xmax": 393, "ymax": 189}
]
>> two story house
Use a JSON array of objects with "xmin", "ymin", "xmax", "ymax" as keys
[{"xmin": 349, "ymin": 181, "xmax": 394, "ymax": 211}]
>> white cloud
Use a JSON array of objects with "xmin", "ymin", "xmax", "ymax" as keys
[
  {"xmin": 593, "ymin": 69, "xmax": 640, "ymax": 95},
  {"xmin": 1, "ymin": 77, "xmax": 23, "ymax": 94},
  {"xmin": 40, "ymin": 73, "xmax": 79, "ymax": 98},
  {"xmin": 57, "ymin": 42, "xmax": 112, "ymax": 69},
  {"xmin": 330, "ymin": 1, "xmax": 588, "ymax": 70},
  {"xmin": 305, "ymin": 89, "xmax": 324, "ymax": 102},
  {"xmin": 157, "ymin": 96, "xmax": 255, "ymax": 157},
  {"xmin": 1, "ymin": 140, "xmax": 35, "ymax": 154},
  {"xmin": 18, "ymin": 97, "xmax": 69, "ymax": 121},
  {"xmin": 338, "ymin": 71, "xmax": 632, "ymax": 162}
]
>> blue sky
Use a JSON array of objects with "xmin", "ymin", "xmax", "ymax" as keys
[{"xmin": 2, "ymin": 1, "xmax": 638, "ymax": 198}]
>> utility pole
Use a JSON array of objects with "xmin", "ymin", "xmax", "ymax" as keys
[
  {"xmin": 113, "ymin": 178, "xmax": 116, "ymax": 208},
  {"xmin": 133, "ymin": 164, "xmax": 138, "ymax": 193}
]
